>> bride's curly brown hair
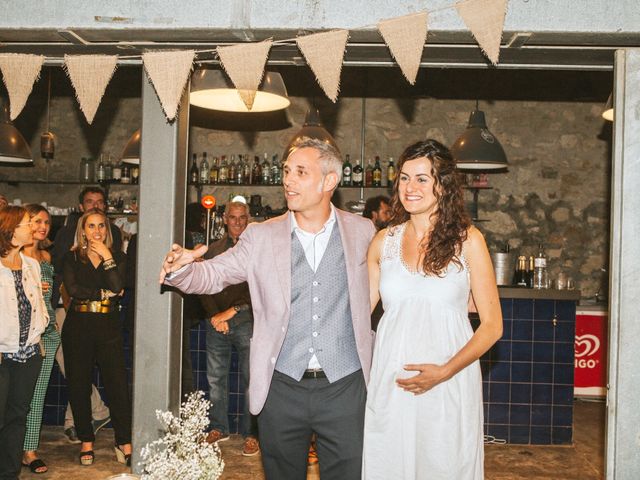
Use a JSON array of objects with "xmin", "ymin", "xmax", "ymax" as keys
[{"xmin": 388, "ymin": 139, "xmax": 471, "ymax": 276}]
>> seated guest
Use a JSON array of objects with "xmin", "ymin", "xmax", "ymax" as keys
[
  {"xmin": 21, "ymin": 205, "xmax": 60, "ymax": 474},
  {"xmin": 61, "ymin": 208, "xmax": 131, "ymax": 466},
  {"xmin": 200, "ymin": 201, "xmax": 259, "ymax": 456},
  {"xmin": 0, "ymin": 206, "xmax": 48, "ymax": 479}
]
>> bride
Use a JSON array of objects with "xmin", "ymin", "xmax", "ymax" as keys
[{"xmin": 362, "ymin": 139, "xmax": 503, "ymax": 479}]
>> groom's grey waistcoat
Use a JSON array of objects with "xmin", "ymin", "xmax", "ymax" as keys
[{"xmin": 275, "ymin": 223, "xmax": 361, "ymax": 382}]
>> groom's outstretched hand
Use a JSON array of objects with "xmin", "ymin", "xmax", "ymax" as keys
[
  {"xmin": 396, "ymin": 363, "xmax": 451, "ymax": 395},
  {"xmin": 159, "ymin": 243, "xmax": 208, "ymax": 283}
]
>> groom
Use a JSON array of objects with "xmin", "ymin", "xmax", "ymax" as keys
[{"xmin": 160, "ymin": 137, "xmax": 376, "ymax": 479}]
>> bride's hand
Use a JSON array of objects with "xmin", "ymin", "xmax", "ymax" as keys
[{"xmin": 396, "ymin": 363, "xmax": 450, "ymax": 395}]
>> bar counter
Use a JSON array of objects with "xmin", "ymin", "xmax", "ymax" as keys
[{"xmin": 478, "ymin": 287, "xmax": 580, "ymax": 445}]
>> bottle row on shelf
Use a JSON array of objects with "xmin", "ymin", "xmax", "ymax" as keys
[
  {"xmin": 189, "ymin": 152, "xmax": 398, "ymax": 188},
  {"xmin": 341, "ymin": 154, "xmax": 397, "ymax": 188},
  {"xmin": 80, "ymin": 155, "xmax": 139, "ymax": 185},
  {"xmin": 190, "ymin": 152, "xmax": 282, "ymax": 186}
]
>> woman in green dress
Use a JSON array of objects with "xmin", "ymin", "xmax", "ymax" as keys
[{"xmin": 22, "ymin": 204, "xmax": 60, "ymax": 474}]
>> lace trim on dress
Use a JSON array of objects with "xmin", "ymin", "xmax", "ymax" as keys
[{"xmin": 380, "ymin": 223, "xmax": 405, "ymax": 265}]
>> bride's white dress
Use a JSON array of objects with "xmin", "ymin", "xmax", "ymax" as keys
[{"xmin": 362, "ymin": 223, "xmax": 483, "ymax": 480}]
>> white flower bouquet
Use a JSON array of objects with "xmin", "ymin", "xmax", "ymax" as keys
[{"xmin": 140, "ymin": 391, "xmax": 224, "ymax": 480}]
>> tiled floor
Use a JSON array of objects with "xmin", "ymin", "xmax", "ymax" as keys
[{"xmin": 19, "ymin": 399, "xmax": 604, "ymax": 479}]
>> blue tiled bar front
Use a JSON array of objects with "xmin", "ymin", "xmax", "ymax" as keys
[{"xmin": 480, "ymin": 288, "xmax": 580, "ymax": 445}]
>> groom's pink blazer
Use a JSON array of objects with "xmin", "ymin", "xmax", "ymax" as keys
[{"xmin": 165, "ymin": 209, "xmax": 377, "ymax": 414}]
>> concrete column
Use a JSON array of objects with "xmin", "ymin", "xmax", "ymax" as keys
[
  {"xmin": 131, "ymin": 70, "xmax": 189, "ymax": 471},
  {"xmin": 606, "ymin": 48, "xmax": 640, "ymax": 479}
]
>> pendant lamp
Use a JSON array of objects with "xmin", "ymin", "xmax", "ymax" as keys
[
  {"xmin": 121, "ymin": 129, "xmax": 141, "ymax": 165},
  {"xmin": 451, "ymin": 102, "xmax": 508, "ymax": 170},
  {"xmin": 190, "ymin": 69, "xmax": 290, "ymax": 113},
  {"xmin": 0, "ymin": 97, "xmax": 33, "ymax": 165},
  {"xmin": 283, "ymin": 108, "xmax": 338, "ymax": 161}
]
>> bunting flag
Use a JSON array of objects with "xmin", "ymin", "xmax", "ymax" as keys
[
  {"xmin": 143, "ymin": 50, "xmax": 195, "ymax": 120},
  {"xmin": 378, "ymin": 12, "xmax": 428, "ymax": 85},
  {"xmin": 64, "ymin": 55, "xmax": 118, "ymax": 124},
  {"xmin": 0, "ymin": 54, "xmax": 45, "ymax": 119},
  {"xmin": 217, "ymin": 40, "xmax": 272, "ymax": 111},
  {"xmin": 296, "ymin": 30, "xmax": 349, "ymax": 102},
  {"xmin": 455, "ymin": 0, "xmax": 508, "ymax": 65}
]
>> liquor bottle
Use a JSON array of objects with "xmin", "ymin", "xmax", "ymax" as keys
[
  {"xmin": 526, "ymin": 256, "xmax": 534, "ymax": 288},
  {"xmin": 533, "ymin": 244, "xmax": 549, "ymax": 289},
  {"xmin": 364, "ymin": 159, "xmax": 373, "ymax": 187},
  {"xmin": 252, "ymin": 155, "xmax": 262, "ymax": 185},
  {"xmin": 513, "ymin": 255, "xmax": 528, "ymax": 286},
  {"xmin": 131, "ymin": 165, "xmax": 139, "ymax": 184},
  {"xmin": 189, "ymin": 153, "xmax": 199, "ymax": 185},
  {"xmin": 218, "ymin": 156, "xmax": 229, "ymax": 184},
  {"xmin": 271, "ymin": 154, "xmax": 281, "ymax": 184},
  {"xmin": 387, "ymin": 157, "xmax": 396, "ymax": 184},
  {"xmin": 228, "ymin": 154, "xmax": 237, "ymax": 184},
  {"xmin": 238, "ymin": 155, "xmax": 247, "ymax": 185},
  {"xmin": 342, "ymin": 154, "xmax": 352, "ymax": 186},
  {"xmin": 112, "ymin": 160, "xmax": 122, "ymax": 183},
  {"xmin": 199, "ymin": 152, "xmax": 210, "ymax": 184},
  {"xmin": 121, "ymin": 164, "xmax": 131, "ymax": 184},
  {"xmin": 104, "ymin": 154, "xmax": 113, "ymax": 180},
  {"xmin": 261, "ymin": 152, "xmax": 271, "ymax": 185},
  {"xmin": 242, "ymin": 155, "xmax": 251, "ymax": 184},
  {"xmin": 372, "ymin": 156, "xmax": 382, "ymax": 187},
  {"xmin": 210, "ymin": 156, "xmax": 219, "ymax": 184},
  {"xmin": 96, "ymin": 154, "xmax": 106, "ymax": 182},
  {"xmin": 352, "ymin": 159, "xmax": 364, "ymax": 187}
]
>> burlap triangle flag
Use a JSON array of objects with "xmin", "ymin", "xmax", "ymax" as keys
[
  {"xmin": 216, "ymin": 40, "xmax": 272, "ymax": 111},
  {"xmin": 378, "ymin": 13, "xmax": 428, "ymax": 85},
  {"xmin": 0, "ymin": 54, "xmax": 45, "ymax": 120},
  {"xmin": 297, "ymin": 30, "xmax": 349, "ymax": 102},
  {"xmin": 143, "ymin": 50, "xmax": 195, "ymax": 120},
  {"xmin": 64, "ymin": 55, "xmax": 118, "ymax": 124},
  {"xmin": 456, "ymin": 0, "xmax": 508, "ymax": 65}
]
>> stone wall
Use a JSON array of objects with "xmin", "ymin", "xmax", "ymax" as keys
[{"xmin": 0, "ymin": 67, "xmax": 611, "ymax": 298}]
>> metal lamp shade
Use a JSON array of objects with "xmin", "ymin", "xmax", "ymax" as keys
[
  {"xmin": 451, "ymin": 110, "xmax": 507, "ymax": 170},
  {"xmin": 602, "ymin": 93, "xmax": 613, "ymax": 121},
  {"xmin": 283, "ymin": 108, "xmax": 338, "ymax": 160},
  {"xmin": 121, "ymin": 129, "xmax": 141, "ymax": 165},
  {"xmin": 190, "ymin": 70, "xmax": 290, "ymax": 113},
  {"xmin": 0, "ymin": 98, "xmax": 32, "ymax": 165}
]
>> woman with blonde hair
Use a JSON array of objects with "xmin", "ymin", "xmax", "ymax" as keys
[
  {"xmin": 61, "ymin": 208, "xmax": 131, "ymax": 466},
  {"xmin": 0, "ymin": 206, "xmax": 48, "ymax": 479},
  {"xmin": 21, "ymin": 204, "xmax": 59, "ymax": 474}
]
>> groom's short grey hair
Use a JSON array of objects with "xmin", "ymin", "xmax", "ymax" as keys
[{"xmin": 288, "ymin": 136, "xmax": 343, "ymax": 184}]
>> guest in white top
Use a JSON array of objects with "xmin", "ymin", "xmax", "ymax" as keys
[{"xmin": 0, "ymin": 205, "xmax": 48, "ymax": 479}]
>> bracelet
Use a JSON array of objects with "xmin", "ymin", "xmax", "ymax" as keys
[{"xmin": 103, "ymin": 258, "xmax": 116, "ymax": 270}]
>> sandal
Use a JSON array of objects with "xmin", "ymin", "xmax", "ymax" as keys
[
  {"xmin": 114, "ymin": 445, "xmax": 131, "ymax": 466},
  {"xmin": 79, "ymin": 450, "xmax": 94, "ymax": 466},
  {"xmin": 22, "ymin": 458, "xmax": 48, "ymax": 474}
]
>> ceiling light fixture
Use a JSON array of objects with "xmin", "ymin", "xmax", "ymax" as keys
[
  {"xmin": 283, "ymin": 108, "xmax": 338, "ymax": 161},
  {"xmin": 0, "ymin": 97, "xmax": 33, "ymax": 165},
  {"xmin": 451, "ymin": 101, "xmax": 508, "ymax": 170},
  {"xmin": 121, "ymin": 128, "xmax": 141, "ymax": 165},
  {"xmin": 190, "ymin": 69, "xmax": 290, "ymax": 113}
]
